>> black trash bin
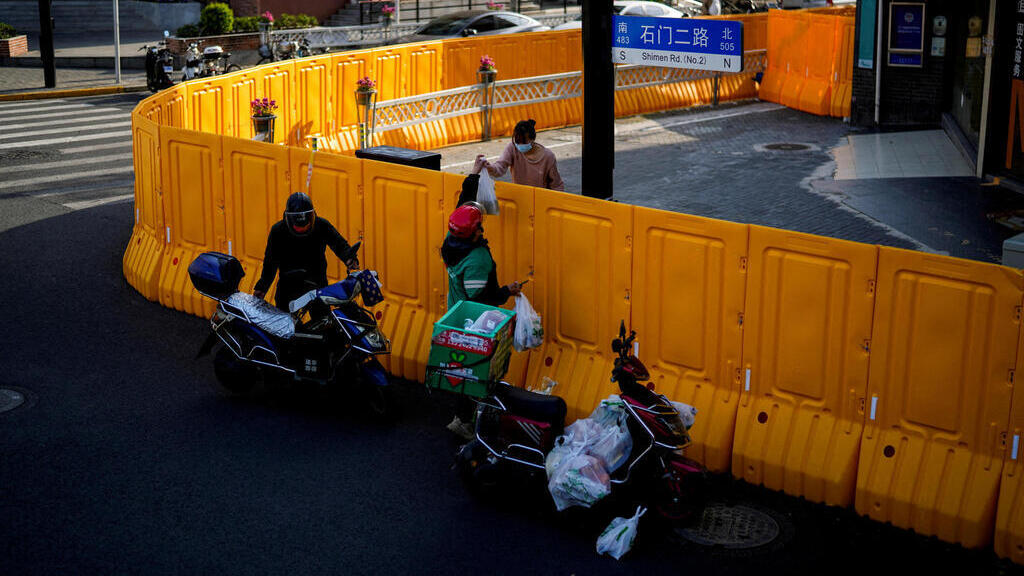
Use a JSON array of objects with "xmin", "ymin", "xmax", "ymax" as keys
[{"xmin": 354, "ymin": 146, "xmax": 442, "ymax": 171}]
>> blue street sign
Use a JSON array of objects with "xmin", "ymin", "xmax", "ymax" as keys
[{"xmin": 611, "ymin": 15, "xmax": 744, "ymax": 73}]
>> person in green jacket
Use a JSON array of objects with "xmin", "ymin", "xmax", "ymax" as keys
[{"xmin": 441, "ymin": 177, "xmax": 522, "ymax": 438}]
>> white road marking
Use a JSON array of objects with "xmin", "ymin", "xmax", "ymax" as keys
[
  {"xmin": 0, "ymin": 120, "xmax": 132, "ymax": 140},
  {"xmin": 1, "ymin": 113, "xmax": 128, "ymax": 131},
  {"xmin": 0, "ymin": 166, "xmax": 135, "ymax": 190},
  {"xmin": 0, "ymin": 153, "xmax": 134, "ymax": 174},
  {"xmin": 0, "ymin": 130, "xmax": 132, "ymax": 150},
  {"xmin": 63, "ymin": 193, "xmax": 135, "ymax": 211}
]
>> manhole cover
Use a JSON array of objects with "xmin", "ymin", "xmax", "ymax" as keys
[
  {"xmin": 676, "ymin": 504, "xmax": 780, "ymax": 549},
  {"xmin": 763, "ymin": 143, "xmax": 811, "ymax": 151},
  {"xmin": 0, "ymin": 388, "xmax": 26, "ymax": 414}
]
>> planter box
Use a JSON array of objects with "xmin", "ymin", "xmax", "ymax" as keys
[{"xmin": 0, "ymin": 35, "xmax": 29, "ymax": 58}]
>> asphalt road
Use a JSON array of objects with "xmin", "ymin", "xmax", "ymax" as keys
[{"xmin": 1, "ymin": 95, "xmax": 1022, "ymax": 575}]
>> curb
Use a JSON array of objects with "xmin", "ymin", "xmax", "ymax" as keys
[{"xmin": 0, "ymin": 84, "xmax": 149, "ymax": 101}]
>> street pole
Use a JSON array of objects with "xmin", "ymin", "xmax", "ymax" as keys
[
  {"xmin": 581, "ymin": 0, "xmax": 614, "ymax": 199},
  {"xmin": 38, "ymin": 0, "xmax": 55, "ymax": 88},
  {"xmin": 113, "ymin": 0, "xmax": 121, "ymax": 84}
]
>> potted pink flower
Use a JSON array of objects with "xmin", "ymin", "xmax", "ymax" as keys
[
  {"xmin": 250, "ymin": 97, "xmax": 278, "ymax": 142},
  {"xmin": 355, "ymin": 76, "xmax": 376, "ymax": 107},
  {"xmin": 381, "ymin": 4, "xmax": 395, "ymax": 27},
  {"xmin": 486, "ymin": 1, "xmax": 504, "ymax": 10},
  {"xmin": 478, "ymin": 55, "xmax": 497, "ymax": 83}
]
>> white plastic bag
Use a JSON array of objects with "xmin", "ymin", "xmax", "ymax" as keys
[
  {"xmin": 513, "ymin": 294, "xmax": 543, "ymax": 352},
  {"xmin": 547, "ymin": 454, "xmax": 611, "ymax": 511},
  {"xmin": 588, "ymin": 418, "xmax": 632, "ymax": 474},
  {"xmin": 477, "ymin": 169, "xmax": 500, "ymax": 215},
  {"xmin": 596, "ymin": 506, "xmax": 646, "ymax": 560},
  {"xmin": 670, "ymin": 401, "xmax": 698, "ymax": 429}
]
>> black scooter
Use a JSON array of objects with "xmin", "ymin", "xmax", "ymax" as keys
[
  {"xmin": 189, "ymin": 242, "xmax": 393, "ymax": 415},
  {"xmin": 456, "ymin": 322, "xmax": 706, "ymax": 519},
  {"xmin": 141, "ymin": 31, "xmax": 174, "ymax": 92}
]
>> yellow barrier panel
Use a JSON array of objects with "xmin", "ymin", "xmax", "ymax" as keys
[
  {"xmin": 123, "ymin": 114, "xmax": 165, "ymax": 302},
  {"xmin": 222, "ymin": 134, "xmax": 292, "ymax": 298},
  {"xmin": 289, "ymin": 147, "xmax": 363, "ymax": 283},
  {"xmin": 331, "ymin": 50, "xmax": 373, "ymax": 129},
  {"xmin": 157, "ymin": 126, "xmax": 225, "ymax": 317},
  {"xmin": 294, "ymin": 55, "xmax": 335, "ymax": 141},
  {"xmin": 856, "ymin": 247, "xmax": 1022, "ymax": 548},
  {"xmin": 996, "ymin": 331, "xmax": 1024, "ymax": 562},
  {"xmin": 361, "ymin": 159, "xmax": 447, "ymax": 380},
  {"xmin": 796, "ymin": 13, "xmax": 835, "ymax": 116},
  {"xmin": 524, "ymin": 190, "xmax": 632, "ymax": 421},
  {"xmin": 831, "ymin": 17, "xmax": 855, "ymax": 118},
  {"xmin": 759, "ymin": 10, "xmax": 789, "ymax": 104},
  {"xmin": 257, "ymin": 61, "xmax": 297, "ymax": 144},
  {"xmin": 164, "ymin": 85, "xmax": 189, "ymax": 129},
  {"xmin": 187, "ymin": 78, "xmax": 229, "ymax": 136},
  {"xmin": 733, "ymin": 226, "xmax": 876, "ymax": 506},
  {"xmin": 631, "ymin": 207, "xmax": 747, "ymax": 473},
  {"xmin": 779, "ymin": 12, "xmax": 808, "ymax": 111}
]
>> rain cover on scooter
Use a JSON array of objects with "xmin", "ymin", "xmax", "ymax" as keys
[{"xmin": 226, "ymin": 292, "xmax": 295, "ymax": 339}]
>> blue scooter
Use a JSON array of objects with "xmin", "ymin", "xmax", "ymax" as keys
[{"xmin": 189, "ymin": 242, "xmax": 393, "ymax": 414}]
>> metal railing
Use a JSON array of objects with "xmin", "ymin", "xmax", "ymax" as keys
[
  {"xmin": 372, "ymin": 50, "xmax": 765, "ymax": 135},
  {"xmin": 270, "ymin": 10, "xmax": 579, "ymax": 49}
]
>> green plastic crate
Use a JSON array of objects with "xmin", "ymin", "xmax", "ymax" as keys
[{"xmin": 426, "ymin": 300, "xmax": 515, "ymax": 398}]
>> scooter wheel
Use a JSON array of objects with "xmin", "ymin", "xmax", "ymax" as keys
[
  {"xmin": 213, "ymin": 346, "xmax": 258, "ymax": 394},
  {"xmin": 225, "ymin": 64, "xmax": 241, "ymax": 73}
]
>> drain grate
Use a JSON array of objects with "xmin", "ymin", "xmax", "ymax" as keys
[
  {"xmin": 0, "ymin": 388, "xmax": 26, "ymax": 414},
  {"xmin": 763, "ymin": 143, "xmax": 811, "ymax": 151},
  {"xmin": 676, "ymin": 504, "xmax": 780, "ymax": 549}
]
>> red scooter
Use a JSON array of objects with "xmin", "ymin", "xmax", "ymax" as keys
[{"xmin": 456, "ymin": 321, "xmax": 706, "ymax": 519}]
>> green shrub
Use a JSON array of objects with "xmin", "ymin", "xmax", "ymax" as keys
[
  {"xmin": 199, "ymin": 2, "xmax": 234, "ymax": 35},
  {"xmin": 175, "ymin": 23, "xmax": 201, "ymax": 38},
  {"xmin": 274, "ymin": 13, "xmax": 317, "ymax": 30},
  {"xmin": 0, "ymin": 22, "xmax": 16, "ymax": 40},
  {"xmin": 233, "ymin": 16, "xmax": 260, "ymax": 33}
]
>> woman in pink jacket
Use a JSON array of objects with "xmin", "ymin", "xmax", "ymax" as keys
[{"xmin": 485, "ymin": 119, "xmax": 565, "ymax": 191}]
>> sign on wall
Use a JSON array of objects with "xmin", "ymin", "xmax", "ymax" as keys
[
  {"xmin": 888, "ymin": 2, "xmax": 925, "ymax": 68},
  {"xmin": 611, "ymin": 15, "xmax": 744, "ymax": 73},
  {"xmin": 857, "ymin": 0, "xmax": 878, "ymax": 69}
]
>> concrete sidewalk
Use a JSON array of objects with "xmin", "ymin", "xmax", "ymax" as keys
[
  {"xmin": 432, "ymin": 101, "xmax": 1024, "ymax": 265},
  {"xmin": 0, "ymin": 67, "xmax": 146, "ymax": 95}
]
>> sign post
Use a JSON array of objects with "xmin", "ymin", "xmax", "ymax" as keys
[
  {"xmin": 612, "ymin": 15, "xmax": 743, "ymax": 73},
  {"xmin": 582, "ymin": 0, "xmax": 614, "ymax": 200}
]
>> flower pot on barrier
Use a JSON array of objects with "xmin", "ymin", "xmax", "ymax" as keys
[{"xmin": 252, "ymin": 114, "xmax": 276, "ymax": 142}]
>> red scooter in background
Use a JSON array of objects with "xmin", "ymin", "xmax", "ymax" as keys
[{"xmin": 456, "ymin": 321, "xmax": 707, "ymax": 520}]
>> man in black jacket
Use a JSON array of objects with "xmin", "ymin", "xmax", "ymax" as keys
[{"xmin": 254, "ymin": 192, "xmax": 357, "ymax": 311}]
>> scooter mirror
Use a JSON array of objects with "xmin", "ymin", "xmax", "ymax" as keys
[{"xmin": 164, "ymin": 30, "xmax": 170, "ymax": 38}]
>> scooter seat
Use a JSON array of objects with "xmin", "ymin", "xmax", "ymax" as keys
[
  {"xmin": 225, "ymin": 292, "xmax": 295, "ymax": 339},
  {"xmin": 494, "ymin": 383, "xmax": 567, "ymax": 429}
]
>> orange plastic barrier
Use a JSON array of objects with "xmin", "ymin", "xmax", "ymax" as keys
[
  {"xmin": 778, "ymin": 12, "xmax": 808, "ymax": 111},
  {"xmin": 831, "ymin": 17, "xmax": 855, "ymax": 118},
  {"xmin": 856, "ymin": 247, "xmax": 1022, "ymax": 548},
  {"xmin": 157, "ymin": 126, "xmax": 225, "ymax": 317},
  {"xmin": 360, "ymin": 159, "xmax": 447, "ymax": 380},
  {"xmin": 796, "ymin": 13, "xmax": 836, "ymax": 116},
  {"xmin": 631, "ymin": 207, "xmax": 747, "ymax": 472},
  {"xmin": 122, "ymin": 114, "xmax": 165, "ymax": 302},
  {"xmin": 758, "ymin": 10, "xmax": 789, "ymax": 103},
  {"xmin": 996, "ymin": 335, "xmax": 1024, "ymax": 563},
  {"xmin": 524, "ymin": 190, "xmax": 633, "ymax": 421},
  {"xmin": 733, "ymin": 226, "xmax": 875, "ymax": 506}
]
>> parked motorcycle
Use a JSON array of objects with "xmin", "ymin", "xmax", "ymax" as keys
[
  {"xmin": 456, "ymin": 321, "xmax": 706, "ymax": 519},
  {"xmin": 182, "ymin": 40, "xmax": 240, "ymax": 81},
  {"xmin": 189, "ymin": 242, "xmax": 393, "ymax": 414},
  {"xmin": 258, "ymin": 37, "xmax": 320, "ymax": 65},
  {"xmin": 140, "ymin": 31, "xmax": 174, "ymax": 92}
]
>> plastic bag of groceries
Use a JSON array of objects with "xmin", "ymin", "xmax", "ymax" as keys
[
  {"xmin": 596, "ymin": 506, "xmax": 647, "ymax": 560},
  {"xmin": 477, "ymin": 169, "xmax": 500, "ymax": 215},
  {"xmin": 670, "ymin": 401, "xmax": 698, "ymax": 429},
  {"xmin": 589, "ymin": 395, "xmax": 626, "ymax": 428},
  {"xmin": 547, "ymin": 454, "xmax": 611, "ymax": 511},
  {"xmin": 587, "ymin": 417, "xmax": 632, "ymax": 474},
  {"xmin": 513, "ymin": 294, "xmax": 543, "ymax": 352}
]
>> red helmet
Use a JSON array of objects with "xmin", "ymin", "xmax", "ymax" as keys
[{"xmin": 448, "ymin": 203, "xmax": 483, "ymax": 239}]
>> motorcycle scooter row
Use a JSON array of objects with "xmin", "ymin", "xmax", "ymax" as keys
[{"xmin": 142, "ymin": 31, "xmax": 240, "ymax": 93}]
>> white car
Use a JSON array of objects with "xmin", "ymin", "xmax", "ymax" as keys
[{"xmin": 553, "ymin": 1, "xmax": 703, "ymax": 30}]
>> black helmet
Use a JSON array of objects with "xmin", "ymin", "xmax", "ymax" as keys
[{"xmin": 284, "ymin": 192, "xmax": 315, "ymax": 236}]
